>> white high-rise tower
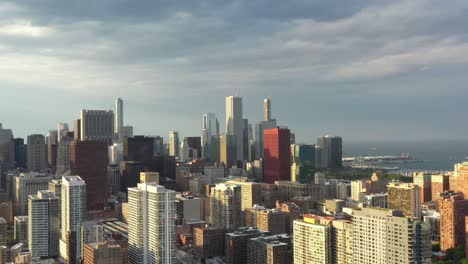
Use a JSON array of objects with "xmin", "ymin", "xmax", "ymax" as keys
[
  {"xmin": 114, "ymin": 98, "xmax": 124, "ymax": 142},
  {"xmin": 128, "ymin": 183, "xmax": 176, "ymax": 264},
  {"xmin": 28, "ymin": 190, "xmax": 60, "ymax": 258},
  {"xmin": 59, "ymin": 176, "xmax": 86, "ymax": 262},
  {"xmin": 225, "ymin": 96, "xmax": 243, "ymax": 162}
]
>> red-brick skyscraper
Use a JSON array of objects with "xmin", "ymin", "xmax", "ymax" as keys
[
  {"xmin": 263, "ymin": 127, "xmax": 291, "ymax": 183},
  {"xmin": 70, "ymin": 140, "xmax": 108, "ymax": 210}
]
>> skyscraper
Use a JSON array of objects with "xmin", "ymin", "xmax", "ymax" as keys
[
  {"xmin": 456, "ymin": 162, "xmax": 468, "ymax": 197},
  {"xmin": 439, "ymin": 191, "xmax": 468, "ymax": 251},
  {"xmin": 202, "ymin": 113, "xmax": 219, "ymax": 161},
  {"xmin": 209, "ymin": 183, "xmax": 242, "ymax": 230},
  {"xmin": 70, "ymin": 140, "xmax": 108, "ymax": 210},
  {"xmin": 293, "ymin": 217, "xmax": 331, "ymax": 264},
  {"xmin": 14, "ymin": 137, "xmax": 27, "ymax": 169},
  {"xmin": 56, "ymin": 136, "xmax": 72, "ymax": 176},
  {"xmin": 57, "ymin": 122, "xmax": 69, "ymax": 143},
  {"xmin": 128, "ymin": 183, "xmax": 175, "ymax": 264},
  {"xmin": 263, "ymin": 127, "xmax": 291, "ymax": 183},
  {"xmin": 28, "ymin": 190, "xmax": 60, "ymax": 258},
  {"xmin": 352, "ymin": 207, "xmax": 431, "ymax": 264},
  {"xmin": 226, "ymin": 96, "xmax": 243, "ymax": 161},
  {"xmin": 60, "ymin": 176, "xmax": 87, "ymax": 262},
  {"xmin": 387, "ymin": 182, "xmax": 421, "ymax": 219},
  {"xmin": 413, "ymin": 173, "xmax": 432, "ymax": 202},
  {"xmin": 169, "ymin": 131, "xmax": 179, "ymax": 158},
  {"xmin": 80, "ymin": 110, "xmax": 114, "ymax": 144},
  {"xmin": 0, "ymin": 123, "xmax": 15, "ymax": 172},
  {"xmin": 27, "ymin": 134, "xmax": 48, "ymax": 172},
  {"xmin": 114, "ymin": 98, "xmax": 124, "ymax": 142},
  {"xmin": 46, "ymin": 130, "xmax": 58, "ymax": 171},
  {"xmin": 264, "ymin": 98, "xmax": 272, "ymax": 121},
  {"xmin": 14, "ymin": 172, "xmax": 52, "ymax": 216},
  {"xmin": 316, "ymin": 135, "xmax": 342, "ymax": 169},
  {"xmin": 255, "ymin": 99, "xmax": 277, "ymax": 160},
  {"xmin": 220, "ymin": 134, "xmax": 237, "ymax": 169},
  {"xmin": 123, "ymin": 136, "xmax": 154, "ymax": 163}
]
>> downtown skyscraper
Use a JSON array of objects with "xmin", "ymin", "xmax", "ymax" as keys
[
  {"xmin": 226, "ymin": 96, "xmax": 243, "ymax": 162},
  {"xmin": 169, "ymin": 131, "xmax": 179, "ymax": 158},
  {"xmin": 114, "ymin": 98, "xmax": 124, "ymax": 142},
  {"xmin": 80, "ymin": 110, "xmax": 114, "ymax": 144},
  {"xmin": 201, "ymin": 113, "xmax": 219, "ymax": 161}
]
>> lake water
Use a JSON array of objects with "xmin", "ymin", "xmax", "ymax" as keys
[{"xmin": 343, "ymin": 140, "xmax": 468, "ymax": 171}]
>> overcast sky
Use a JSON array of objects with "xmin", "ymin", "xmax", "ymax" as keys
[{"xmin": 1, "ymin": 0, "xmax": 468, "ymax": 143}]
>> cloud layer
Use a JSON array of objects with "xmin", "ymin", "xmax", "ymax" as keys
[{"xmin": 1, "ymin": 0, "xmax": 468, "ymax": 142}]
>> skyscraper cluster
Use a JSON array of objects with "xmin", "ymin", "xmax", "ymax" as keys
[{"xmin": 0, "ymin": 95, "xmax": 457, "ymax": 264}]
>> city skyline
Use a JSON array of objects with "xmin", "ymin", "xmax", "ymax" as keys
[{"xmin": 1, "ymin": 0, "xmax": 468, "ymax": 142}]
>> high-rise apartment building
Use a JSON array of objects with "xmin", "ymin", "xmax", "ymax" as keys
[
  {"xmin": 202, "ymin": 113, "xmax": 219, "ymax": 161},
  {"xmin": 209, "ymin": 183, "xmax": 242, "ymax": 230},
  {"xmin": 80, "ymin": 110, "xmax": 114, "ymax": 144},
  {"xmin": 70, "ymin": 140, "xmax": 108, "ymax": 210},
  {"xmin": 169, "ymin": 131, "xmax": 179, "ymax": 158},
  {"xmin": 84, "ymin": 242, "xmax": 122, "ymax": 264},
  {"xmin": 60, "ymin": 176, "xmax": 87, "ymax": 262},
  {"xmin": 14, "ymin": 172, "xmax": 52, "ymax": 216},
  {"xmin": 316, "ymin": 135, "xmax": 342, "ymax": 169},
  {"xmin": 226, "ymin": 96, "xmax": 244, "ymax": 161},
  {"xmin": 220, "ymin": 134, "xmax": 237, "ymax": 169},
  {"xmin": 431, "ymin": 174, "xmax": 450, "ymax": 199},
  {"xmin": 27, "ymin": 134, "xmax": 48, "ymax": 172},
  {"xmin": 77, "ymin": 220, "xmax": 105, "ymax": 262},
  {"xmin": 387, "ymin": 182, "xmax": 421, "ymax": 219},
  {"xmin": 413, "ymin": 172, "xmax": 432, "ymax": 202},
  {"xmin": 331, "ymin": 220, "xmax": 353, "ymax": 264},
  {"xmin": 128, "ymin": 183, "xmax": 175, "ymax": 264},
  {"xmin": 457, "ymin": 162, "xmax": 468, "ymax": 197},
  {"xmin": 244, "ymin": 206, "xmax": 286, "ymax": 235},
  {"xmin": 439, "ymin": 192, "xmax": 468, "ymax": 251},
  {"xmin": 114, "ymin": 98, "xmax": 124, "ymax": 142},
  {"xmin": 351, "ymin": 207, "xmax": 431, "ymax": 264},
  {"xmin": 351, "ymin": 180, "xmax": 365, "ymax": 202},
  {"xmin": 263, "ymin": 127, "xmax": 291, "ymax": 183},
  {"xmin": 28, "ymin": 190, "xmax": 60, "ymax": 258},
  {"xmin": 293, "ymin": 217, "xmax": 331, "ymax": 264}
]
